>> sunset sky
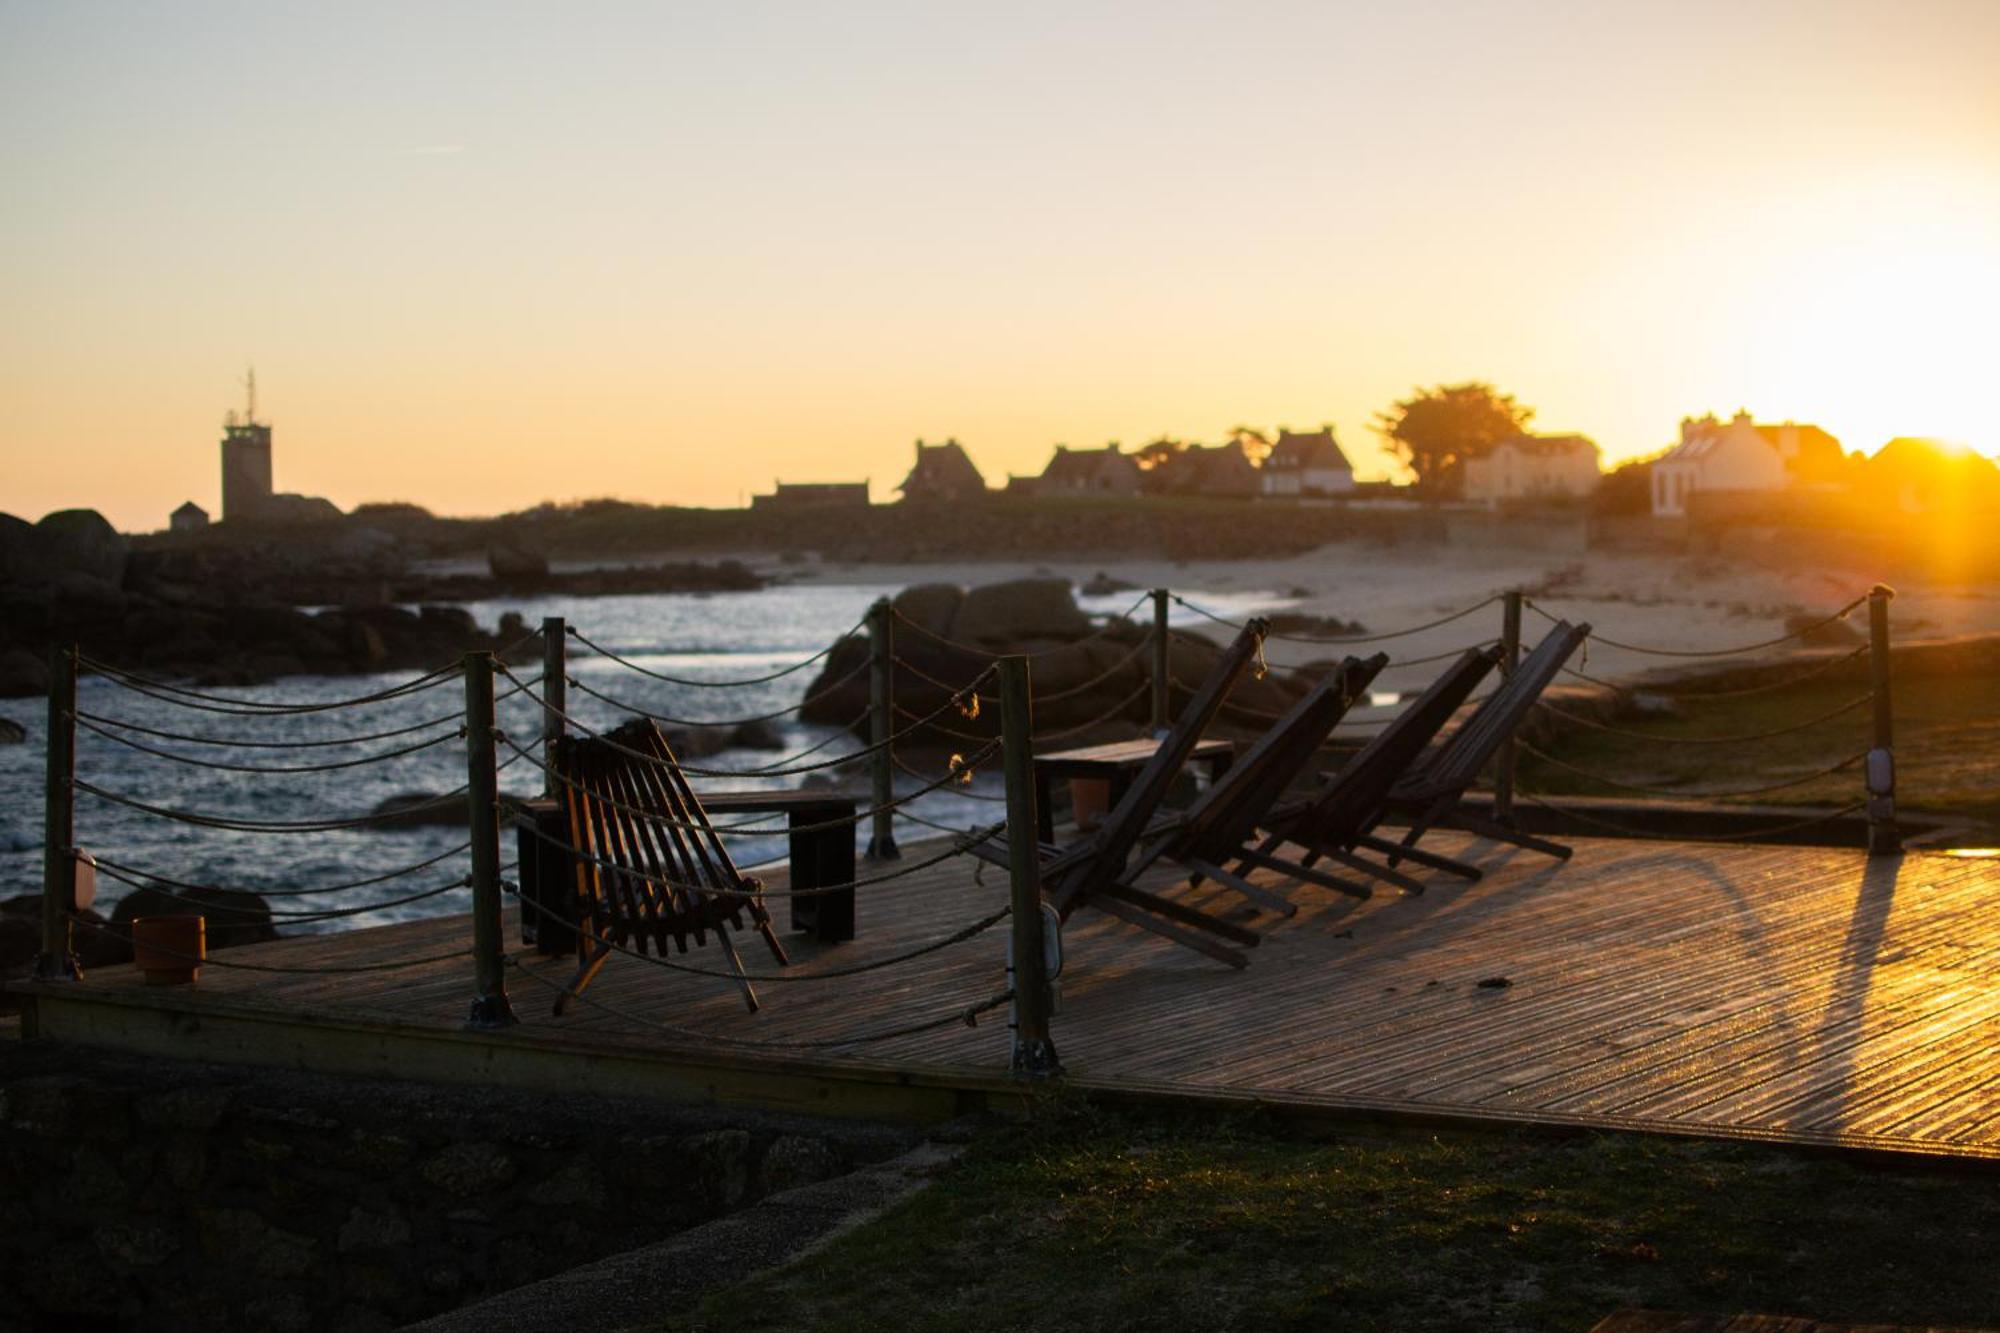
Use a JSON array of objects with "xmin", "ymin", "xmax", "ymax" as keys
[{"xmin": 3, "ymin": 0, "xmax": 1997, "ymax": 532}]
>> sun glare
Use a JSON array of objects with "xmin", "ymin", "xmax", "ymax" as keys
[{"xmin": 1750, "ymin": 218, "xmax": 2000, "ymax": 457}]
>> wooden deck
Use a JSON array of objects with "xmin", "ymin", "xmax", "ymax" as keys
[{"xmin": 18, "ymin": 831, "xmax": 2000, "ymax": 1160}]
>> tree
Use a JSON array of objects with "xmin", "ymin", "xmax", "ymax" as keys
[
  {"xmin": 1132, "ymin": 436, "xmax": 1185, "ymax": 471},
  {"xmin": 1226, "ymin": 425, "xmax": 1273, "ymax": 467},
  {"xmin": 1372, "ymin": 382, "xmax": 1533, "ymax": 500}
]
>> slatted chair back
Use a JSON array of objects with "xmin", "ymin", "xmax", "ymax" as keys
[
  {"xmin": 1395, "ymin": 622, "xmax": 1589, "ymax": 803},
  {"xmin": 1276, "ymin": 645, "xmax": 1502, "ymax": 850},
  {"xmin": 1045, "ymin": 619, "xmax": 1270, "ymax": 913},
  {"xmin": 1163, "ymin": 654, "xmax": 1387, "ymax": 871},
  {"xmin": 551, "ymin": 717, "xmax": 788, "ymax": 1012}
]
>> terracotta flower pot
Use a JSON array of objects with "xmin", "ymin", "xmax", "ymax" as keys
[{"xmin": 132, "ymin": 914, "xmax": 205, "ymax": 985}]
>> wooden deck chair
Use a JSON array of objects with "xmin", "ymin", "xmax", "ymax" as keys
[
  {"xmin": 1123, "ymin": 654, "xmax": 1389, "ymax": 919},
  {"xmin": 971, "ymin": 620, "xmax": 1272, "ymax": 967},
  {"xmin": 1373, "ymin": 619, "xmax": 1592, "ymax": 874},
  {"xmin": 549, "ymin": 718, "xmax": 789, "ymax": 1015},
  {"xmin": 1236, "ymin": 645, "xmax": 1503, "ymax": 900}
]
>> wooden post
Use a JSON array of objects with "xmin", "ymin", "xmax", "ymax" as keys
[
  {"xmin": 998, "ymin": 656, "xmax": 1059, "ymax": 1078},
  {"xmin": 540, "ymin": 615, "xmax": 567, "ymax": 799},
  {"xmin": 865, "ymin": 597, "xmax": 899, "ymax": 860},
  {"xmin": 464, "ymin": 652, "xmax": 517, "ymax": 1029},
  {"xmin": 34, "ymin": 645, "xmax": 80, "ymax": 981},
  {"xmin": 1493, "ymin": 589, "xmax": 1523, "ymax": 825},
  {"xmin": 1866, "ymin": 584, "xmax": 1899, "ymax": 857},
  {"xmin": 1150, "ymin": 588, "xmax": 1171, "ymax": 733}
]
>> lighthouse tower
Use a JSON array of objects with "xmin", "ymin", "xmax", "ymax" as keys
[{"xmin": 219, "ymin": 368, "xmax": 273, "ymax": 522}]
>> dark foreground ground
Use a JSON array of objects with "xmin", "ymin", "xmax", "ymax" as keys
[{"xmin": 662, "ymin": 1101, "xmax": 2000, "ymax": 1333}]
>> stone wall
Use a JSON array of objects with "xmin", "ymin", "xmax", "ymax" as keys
[{"xmin": 0, "ymin": 1042, "xmax": 918, "ymax": 1333}]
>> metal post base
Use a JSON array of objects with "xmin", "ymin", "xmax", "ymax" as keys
[
  {"xmin": 1011, "ymin": 1038, "xmax": 1062, "ymax": 1080},
  {"xmin": 31, "ymin": 951, "xmax": 81, "ymax": 982},
  {"xmin": 865, "ymin": 834, "xmax": 900, "ymax": 861},
  {"xmin": 465, "ymin": 993, "xmax": 519, "ymax": 1030}
]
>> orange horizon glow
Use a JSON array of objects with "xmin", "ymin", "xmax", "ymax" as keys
[{"xmin": 3, "ymin": 1, "xmax": 1997, "ymax": 532}]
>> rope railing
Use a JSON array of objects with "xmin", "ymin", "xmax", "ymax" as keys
[
  {"xmin": 889, "ymin": 591, "xmax": 1151, "ymax": 659},
  {"xmin": 73, "ymin": 749, "xmax": 524, "ymax": 835},
  {"xmin": 78, "ymin": 656, "xmax": 466, "ymax": 716},
  {"xmin": 73, "ymin": 706, "xmax": 466, "ymax": 750},
  {"xmin": 92, "ymin": 844, "xmax": 474, "ymax": 899},
  {"xmin": 891, "ymin": 631, "xmax": 1154, "ymax": 706},
  {"xmin": 512, "ymin": 816, "xmax": 1002, "ymax": 901},
  {"xmin": 494, "ymin": 660, "xmax": 998, "ymax": 792},
  {"xmin": 1525, "ymin": 593, "xmax": 1868, "ymax": 658},
  {"xmin": 892, "ymin": 748, "xmax": 1007, "ymax": 800},
  {"xmin": 1171, "ymin": 592, "xmax": 1501, "ymax": 644},
  {"xmin": 1516, "ymin": 740, "xmax": 1866, "ymax": 799},
  {"xmin": 566, "ymin": 613, "xmax": 868, "ymax": 688},
  {"xmin": 1532, "ymin": 693, "xmax": 1872, "ymax": 745},
  {"xmin": 503, "ymin": 732, "xmax": 1002, "ymax": 837},
  {"xmin": 894, "ymin": 677, "xmax": 1150, "ymax": 745},
  {"xmin": 91, "ymin": 859, "xmax": 474, "ymax": 922},
  {"xmin": 564, "ymin": 655, "xmax": 871, "ymax": 730},
  {"xmin": 74, "ymin": 714, "xmax": 466, "ymax": 774},
  {"xmin": 1558, "ymin": 644, "xmax": 1869, "ymax": 699}
]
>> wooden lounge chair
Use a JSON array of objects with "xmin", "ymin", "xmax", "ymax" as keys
[
  {"xmin": 972, "ymin": 620, "xmax": 1272, "ymax": 967},
  {"xmin": 1375, "ymin": 619, "xmax": 1592, "ymax": 874},
  {"xmin": 548, "ymin": 718, "xmax": 789, "ymax": 1014},
  {"xmin": 1234, "ymin": 644, "xmax": 1504, "ymax": 900},
  {"xmin": 1124, "ymin": 654, "xmax": 1389, "ymax": 919}
]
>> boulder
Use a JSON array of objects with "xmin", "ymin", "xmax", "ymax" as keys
[
  {"xmin": 0, "ymin": 717, "xmax": 23, "ymax": 743},
  {"xmin": 948, "ymin": 578, "xmax": 1091, "ymax": 644},
  {"xmin": 0, "ymin": 512, "xmax": 38, "ymax": 583},
  {"xmin": 0, "ymin": 649, "xmax": 49, "ymax": 699},
  {"xmin": 1079, "ymin": 571, "xmax": 1138, "ymax": 596},
  {"xmin": 889, "ymin": 583, "xmax": 963, "ymax": 639},
  {"xmin": 487, "ymin": 539, "xmax": 549, "ymax": 582},
  {"xmin": 33, "ymin": 509, "xmax": 128, "ymax": 587},
  {"xmin": 727, "ymin": 719, "xmax": 788, "ymax": 751}
]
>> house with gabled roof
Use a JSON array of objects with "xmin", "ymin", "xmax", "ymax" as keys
[
  {"xmin": 1261, "ymin": 426, "xmax": 1354, "ymax": 498},
  {"xmin": 1462, "ymin": 433, "xmax": 1601, "ymax": 505},
  {"xmin": 1651, "ymin": 411, "xmax": 1799, "ymax": 517},
  {"xmin": 1148, "ymin": 440, "xmax": 1260, "ymax": 498},
  {"xmin": 1033, "ymin": 444, "xmax": 1142, "ymax": 498},
  {"xmin": 897, "ymin": 438, "xmax": 987, "ymax": 503}
]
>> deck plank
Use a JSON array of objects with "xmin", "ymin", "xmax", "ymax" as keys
[{"xmin": 26, "ymin": 832, "xmax": 2000, "ymax": 1158}]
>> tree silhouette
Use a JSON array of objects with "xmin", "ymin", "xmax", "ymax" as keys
[
  {"xmin": 1226, "ymin": 425, "xmax": 1273, "ymax": 467},
  {"xmin": 1133, "ymin": 436, "xmax": 1185, "ymax": 471},
  {"xmin": 1372, "ymin": 383, "xmax": 1532, "ymax": 499}
]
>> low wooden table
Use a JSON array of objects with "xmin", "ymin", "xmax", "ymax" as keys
[
  {"xmin": 514, "ymin": 789, "xmax": 861, "ymax": 949},
  {"xmin": 1031, "ymin": 737, "xmax": 1234, "ymax": 842}
]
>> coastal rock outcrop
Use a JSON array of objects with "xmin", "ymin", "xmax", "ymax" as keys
[{"xmin": 799, "ymin": 577, "xmax": 1308, "ymax": 750}]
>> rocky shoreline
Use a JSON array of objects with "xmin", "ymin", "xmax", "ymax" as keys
[{"xmin": 0, "ymin": 509, "xmax": 765, "ymax": 698}]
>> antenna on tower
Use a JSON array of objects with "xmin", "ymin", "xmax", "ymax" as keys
[{"xmin": 244, "ymin": 366, "xmax": 258, "ymax": 425}]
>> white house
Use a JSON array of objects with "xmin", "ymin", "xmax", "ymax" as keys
[
  {"xmin": 1460, "ymin": 434, "xmax": 1601, "ymax": 505},
  {"xmin": 1260, "ymin": 427, "xmax": 1354, "ymax": 497},
  {"xmin": 1650, "ymin": 412, "xmax": 1789, "ymax": 517},
  {"xmin": 169, "ymin": 500, "xmax": 209, "ymax": 532}
]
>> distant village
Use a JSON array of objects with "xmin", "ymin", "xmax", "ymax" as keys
[
  {"xmin": 750, "ymin": 414, "xmax": 1996, "ymax": 523},
  {"xmin": 161, "ymin": 375, "xmax": 1993, "ymax": 536}
]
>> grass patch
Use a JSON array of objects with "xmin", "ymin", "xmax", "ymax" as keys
[
  {"xmin": 662, "ymin": 1104, "xmax": 2000, "ymax": 1332},
  {"xmin": 1523, "ymin": 672, "xmax": 2000, "ymax": 823}
]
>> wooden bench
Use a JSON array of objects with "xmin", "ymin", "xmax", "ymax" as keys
[
  {"xmin": 1031, "ymin": 736, "xmax": 1234, "ymax": 843},
  {"xmin": 516, "ymin": 787, "xmax": 861, "ymax": 954}
]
